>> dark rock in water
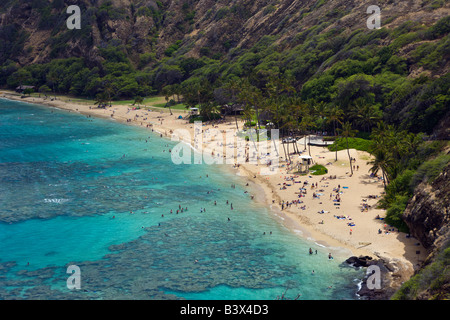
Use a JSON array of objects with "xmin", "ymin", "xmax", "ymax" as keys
[
  {"xmin": 347, "ymin": 255, "xmax": 415, "ymax": 300},
  {"xmin": 345, "ymin": 255, "xmax": 373, "ymax": 268},
  {"xmin": 355, "ymin": 259, "xmax": 391, "ymax": 300}
]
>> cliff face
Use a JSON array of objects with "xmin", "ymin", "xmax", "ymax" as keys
[
  {"xmin": 351, "ymin": 158, "xmax": 450, "ymax": 300},
  {"xmin": 398, "ymin": 158, "xmax": 450, "ymax": 299},
  {"xmin": 403, "ymin": 161, "xmax": 450, "ymax": 257}
]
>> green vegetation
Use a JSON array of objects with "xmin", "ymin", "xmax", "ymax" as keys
[
  {"xmin": 368, "ymin": 123, "xmax": 448, "ymax": 232},
  {"xmin": 1, "ymin": 15, "xmax": 448, "ymax": 137},
  {"xmin": 328, "ymin": 137, "xmax": 373, "ymax": 153},
  {"xmin": 393, "ymin": 242, "xmax": 450, "ymax": 300},
  {"xmin": 412, "ymin": 153, "xmax": 450, "ymax": 186},
  {"xmin": 309, "ymin": 164, "xmax": 328, "ymax": 175},
  {"xmin": 375, "ymin": 151, "xmax": 450, "ymax": 232}
]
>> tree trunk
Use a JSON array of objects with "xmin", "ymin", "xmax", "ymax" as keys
[
  {"xmin": 381, "ymin": 169, "xmax": 387, "ymax": 189},
  {"xmin": 287, "ymin": 141, "xmax": 291, "ymax": 163},
  {"xmin": 282, "ymin": 139, "xmax": 288, "ymax": 163},
  {"xmin": 308, "ymin": 135, "xmax": 311, "ymax": 157},
  {"xmin": 346, "ymin": 137, "xmax": 353, "ymax": 175},
  {"xmin": 273, "ymin": 139, "xmax": 279, "ymax": 158}
]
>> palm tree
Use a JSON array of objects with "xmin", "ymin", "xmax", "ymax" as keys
[
  {"xmin": 403, "ymin": 132, "xmax": 423, "ymax": 164},
  {"xmin": 327, "ymin": 104, "xmax": 344, "ymax": 161},
  {"xmin": 222, "ymin": 78, "xmax": 243, "ymax": 130},
  {"xmin": 237, "ymin": 79, "xmax": 263, "ymax": 141},
  {"xmin": 196, "ymin": 79, "xmax": 216, "ymax": 121},
  {"xmin": 265, "ymin": 76, "xmax": 295, "ymax": 132},
  {"xmin": 369, "ymin": 122, "xmax": 396, "ymax": 187},
  {"xmin": 286, "ymin": 96, "xmax": 304, "ymax": 154},
  {"xmin": 371, "ymin": 121, "xmax": 389, "ymax": 141},
  {"xmin": 367, "ymin": 148, "xmax": 391, "ymax": 189},
  {"xmin": 301, "ymin": 113, "xmax": 316, "ymax": 157},
  {"xmin": 350, "ymin": 99, "xmax": 382, "ymax": 133},
  {"xmin": 338, "ymin": 121, "xmax": 358, "ymax": 175},
  {"xmin": 327, "ymin": 104, "xmax": 344, "ymax": 137},
  {"xmin": 312, "ymin": 100, "xmax": 328, "ymax": 134}
]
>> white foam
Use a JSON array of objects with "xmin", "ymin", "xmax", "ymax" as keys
[
  {"xmin": 44, "ymin": 198, "xmax": 69, "ymax": 204},
  {"xmin": 314, "ymin": 242, "xmax": 327, "ymax": 248}
]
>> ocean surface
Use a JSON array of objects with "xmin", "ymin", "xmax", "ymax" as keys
[{"xmin": 0, "ymin": 98, "xmax": 364, "ymax": 300}]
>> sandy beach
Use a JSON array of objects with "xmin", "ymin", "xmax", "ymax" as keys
[{"xmin": 1, "ymin": 90, "xmax": 428, "ymax": 277}]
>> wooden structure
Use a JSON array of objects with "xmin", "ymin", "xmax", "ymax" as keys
[{"xmin": 297, "ymin": 154, "xmax": 313, "ymax": 173}]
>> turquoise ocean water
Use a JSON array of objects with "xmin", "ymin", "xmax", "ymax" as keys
[{"xmin": 0, "ymin": 98, "xmax": 363, "ymax": 300}]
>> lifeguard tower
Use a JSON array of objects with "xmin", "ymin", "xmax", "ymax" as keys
[
  {"xmin": 189, "ymin": 107, "xmax": 199, "ymax": 116},
  {"xmin": 297, "ymin": 154, "xmax": 313, "ymax": 173}
]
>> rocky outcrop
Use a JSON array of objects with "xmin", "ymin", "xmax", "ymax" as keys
[
  {"xmin": 403, "ymin": 162, "xmax": 450, "ymax": 262},
  {"xmin": 350, "ymin": 153, "xmax": 450, "ymax": 300},
  {"xmin": 393, "ymin": 160, "xmax": 450, "ymax": 299},
  {"xmin": 345, "ymin": 160, "xmax": 449, "ymax": 300},
  {"xmin": 346, "ymin": 255, "xmax": 415, "ymax": 300}
]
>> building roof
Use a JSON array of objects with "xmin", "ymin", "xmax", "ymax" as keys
[{"xmin": 16, "ymin": 85, "xmax": 35, "ymax": 90}]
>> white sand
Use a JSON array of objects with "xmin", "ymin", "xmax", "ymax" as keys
[{"xmin": 2, "ymin": 91, "xmax": 428, "ymax": 274}]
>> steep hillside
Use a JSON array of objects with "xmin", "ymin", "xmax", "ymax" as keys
[
  {"xmin": 394, "ymin": 158, "xmax": 450, "ymax": 299},
  {"xmin": 1, "ymin": 0, "xmax": 449, "ymax": 72}
]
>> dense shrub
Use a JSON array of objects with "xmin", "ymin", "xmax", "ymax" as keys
[
  {"xmin": 327, "ymin": 137, "xmax": 373, "ymax": 152},
  {"xmin": 411, "ymin": 154, "xmax": 450, "ymax": 187},
  {"xmin": 393, "ymin": 242, "xmax": 450, "ymax": 299}
]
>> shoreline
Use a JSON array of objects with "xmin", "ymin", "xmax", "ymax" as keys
[{"xmin": 1, "ymin": 91, "xmax": 428, "ymax": 281}]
